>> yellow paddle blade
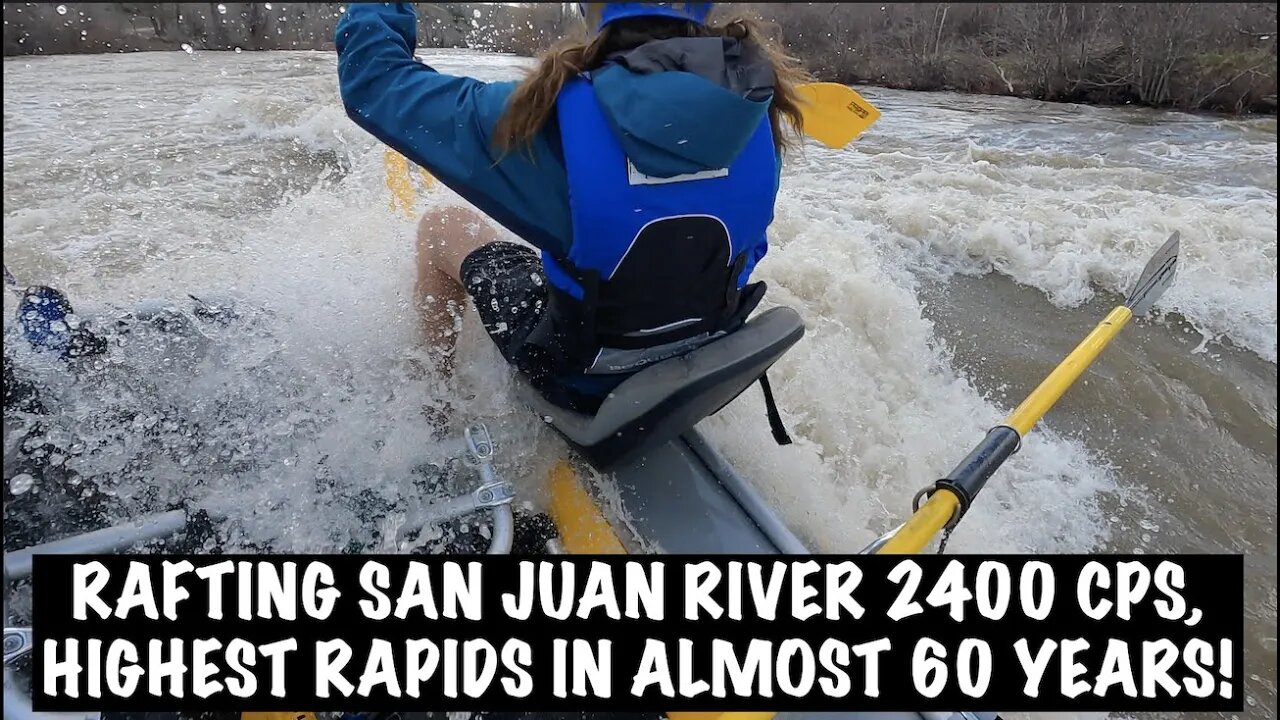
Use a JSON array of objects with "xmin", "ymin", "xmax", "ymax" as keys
[
  {"xmin": 796, "ymin": 82, "xmax": 881, "ymax": 149},
  {"xmin": 384, "ymin": 149, "xmax": 417, "ymax": 218},
  {"xmin": 384, "ymin": 149, "xmax": 439, "ymax": 218}
]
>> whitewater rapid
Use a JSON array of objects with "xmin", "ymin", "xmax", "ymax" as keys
[{"xmin": 4, "ymin": 49, "xmax": 1276, "ymax": 716}]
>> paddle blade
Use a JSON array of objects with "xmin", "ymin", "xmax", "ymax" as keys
[
  {"xmin": 1124, "ymin": 231, "xmax": 1180, "ymax": 316},
  {"xmin": 384, "ymin": 149, "xmax": 417, "ymax": 218},
  {"xmin": 796, "ymin": 82, "xmax": 881, "ymax": 149}
]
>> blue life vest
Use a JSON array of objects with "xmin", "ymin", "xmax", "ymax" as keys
[{"xmin": 533, "ymin": 76, "xmax": 779, "ymax": 380}]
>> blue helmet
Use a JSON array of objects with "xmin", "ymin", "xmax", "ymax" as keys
[{"xmin": 577, "ymin": 3, "xmax": 714, "ymax": 31}]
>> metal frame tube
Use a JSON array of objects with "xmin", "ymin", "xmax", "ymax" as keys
[
  {"xmin": 487, "ymin": 506, "xmax": 514, "ymax": 555},
  {"xmin": 4, "ymin": 510, "xmax": 191, "ymax": 580},
  {"xmin": 683, "ymin": 430, "xmax": 811, "ymax": 555}
]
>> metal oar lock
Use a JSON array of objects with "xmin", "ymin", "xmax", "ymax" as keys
[{"xmin": 877, "ymin": 232, "xmax": 1182, "ymax": 555}]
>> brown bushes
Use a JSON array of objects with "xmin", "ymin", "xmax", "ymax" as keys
[
  {"xmin": 4, "ymin": 2, "xmax": 1275, "ymax": 115},
  {"xmin": 735, "ymin": 3, "xmax": 1277, "ymax": 114}
]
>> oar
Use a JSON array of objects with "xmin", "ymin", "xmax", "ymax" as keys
[
  {"xmin": 794, "ymin": 81, "xmax": 881, "ymax": 149},
  {"xmin": 877, "ymin": 231, "xmax": 1182, "ymax": 554},
  {"xmin": 385, "ymin": 148, "xmax": 435, "ymax": 219},
  {"xmin": 382, "ymin": 82, "xmax": 882, "ymax": 215}
]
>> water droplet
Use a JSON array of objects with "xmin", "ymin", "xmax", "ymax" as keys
[
  {"xmin": 56, "ymin": 5, "xmax": 67, "ymax": 15},
  {"xmin": 10, "ymin": 473, "xmax": 35, "ymax": 495},
  {"xmin": 216, "ymin": 3, "xmax": 227, "ymax": 14},
  {"xmin": 181, "ymin": 42, "xmax": 194, "ymax": 54},
  {"xmin": 233, "ymin": 46, "xmax": 242, "ymax": 53},
  {"xmin": 473, "ymin": 8, "xmax": 482, "ymax": 17},
  {"xmin": 264, "ymin": 2, "xmax": 272, "ymax": 8}
]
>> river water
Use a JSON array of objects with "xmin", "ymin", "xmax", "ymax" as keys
[{"xmin": 3, "ymin": 50, "xmax": 1276, "ymax": 718}]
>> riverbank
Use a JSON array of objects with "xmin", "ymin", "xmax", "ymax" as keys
[
  {"xmin": 5, "ymin": 3, "xmax": 1276, "ymax": 116},
  {"xmin": 818, "ymin": 65, "xmax": 1278, "ymax": 117},
  {"xmin": 745, "ymin": 3, "xmax": 1278, "ymax": 116},
  {"xmin": 829, "ymin": 72, "xmax": 1278, "ymax": 117}
]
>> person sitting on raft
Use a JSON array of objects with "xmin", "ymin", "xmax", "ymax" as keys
[{"xmin": 335, "ymin": 2, "xmax": 808, "ymax": 425}]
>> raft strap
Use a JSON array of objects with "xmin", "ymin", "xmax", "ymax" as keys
[{"xmin": 759, "ymin": 372, "xmax": 792, "ymax": 446}]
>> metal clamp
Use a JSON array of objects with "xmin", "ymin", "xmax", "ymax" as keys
[
  {"xmin": 464, "ymin": 422, "xmax": 494, "ymax": 465},
  {"xmin": 911, "ymin": 483, "xmax": 964, "ymax": 554},
  {"xmin": 398, "ymin": 422, "xmax": 517, "ymax": 554},
  {"xmin": 4, "ymin": 628, "xmax": 33, "ymax": 665},
  {"xmin": 473, "ymin": 480, "xmax": 516, "ymax": 508},
  {"xmin": 398, "ymin": 479, "xmax": 514, "ymax": 531}
]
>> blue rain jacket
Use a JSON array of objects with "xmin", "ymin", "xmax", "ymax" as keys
[{"xmin": 335, "ymin": 3, "xmax": 782, "ymax": 260}]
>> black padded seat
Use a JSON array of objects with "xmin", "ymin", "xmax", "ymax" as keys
[{"xmin": 517, "ymin": 307, "xmax": 806, "ymax": 468}]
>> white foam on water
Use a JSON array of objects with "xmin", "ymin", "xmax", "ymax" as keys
[
  {"xmin": 836, "ymin": 89, "xmax": 1278, "ymax": 362},
  {"xmin": 5, "ymin": 45, "xmax": 1276, "ymax": 720},
  {"xmin": 696, "ymin": 191, "xmax": 1117, "ymax": 555},
  {"xmin": 5, "ymin": 50, "xmax": 1272, "ymax": 549},
  {"xmin": 3, "ymin": 56, "xmax": 1276, "ymax": 719},
  {"xmin": 6, "ymin": 48, "xmax": 1272, "ymax": 553}
]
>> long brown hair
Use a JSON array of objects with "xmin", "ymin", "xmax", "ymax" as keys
[{"xmin": 493, "ymin": 9, "xmax": 811, "ymax": 156}]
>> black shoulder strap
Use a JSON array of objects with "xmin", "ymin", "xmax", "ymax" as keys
[{"xmin": 758, "ymin": 372, "xmax": 792, "ymax": 446}]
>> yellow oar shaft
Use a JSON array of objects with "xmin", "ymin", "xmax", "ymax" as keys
[
  {"xmin": 877, "ymin": 304, "xmax": 1134, "ymax": 555},
  {"xmin": 877, "ymin": 491, "xmax": 960, "ymax": 555},
  {"xmin": 1004, "ymin": 305, "xmax": 1132, "ymax": 435}
]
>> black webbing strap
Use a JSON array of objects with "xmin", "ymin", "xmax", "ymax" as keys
[{"xmin": 759, "ymin": 372, "xmax": 792, "ymax": 446}]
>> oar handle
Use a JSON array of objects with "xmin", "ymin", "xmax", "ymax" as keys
[{"xmin": 876, "ymin": 304, "xmax": 1135, "ymax": 554}]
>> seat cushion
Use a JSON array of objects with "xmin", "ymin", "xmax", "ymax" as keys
[{"xmin": 517, "ymin": 306, "xmax": 805, "ymax": 467}]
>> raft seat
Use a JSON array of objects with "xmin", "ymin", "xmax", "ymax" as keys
[{"xmin": 518, "ymin": 306, "xmax": 806, "ymax": 468}]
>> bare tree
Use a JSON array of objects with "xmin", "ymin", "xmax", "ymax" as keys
[{"xmin": 3, "ymin": 2, "xmax": 1275, "ymax": 114}]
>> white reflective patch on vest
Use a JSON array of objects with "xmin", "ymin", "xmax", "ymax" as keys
[{"xmin": 626, "ymin": 158, "xmax": 728, "ymax": 186}]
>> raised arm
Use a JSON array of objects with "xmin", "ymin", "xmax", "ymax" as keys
[{"xmin": 335, "ymin": 3, "xmax": 571, "ymax": 255}]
